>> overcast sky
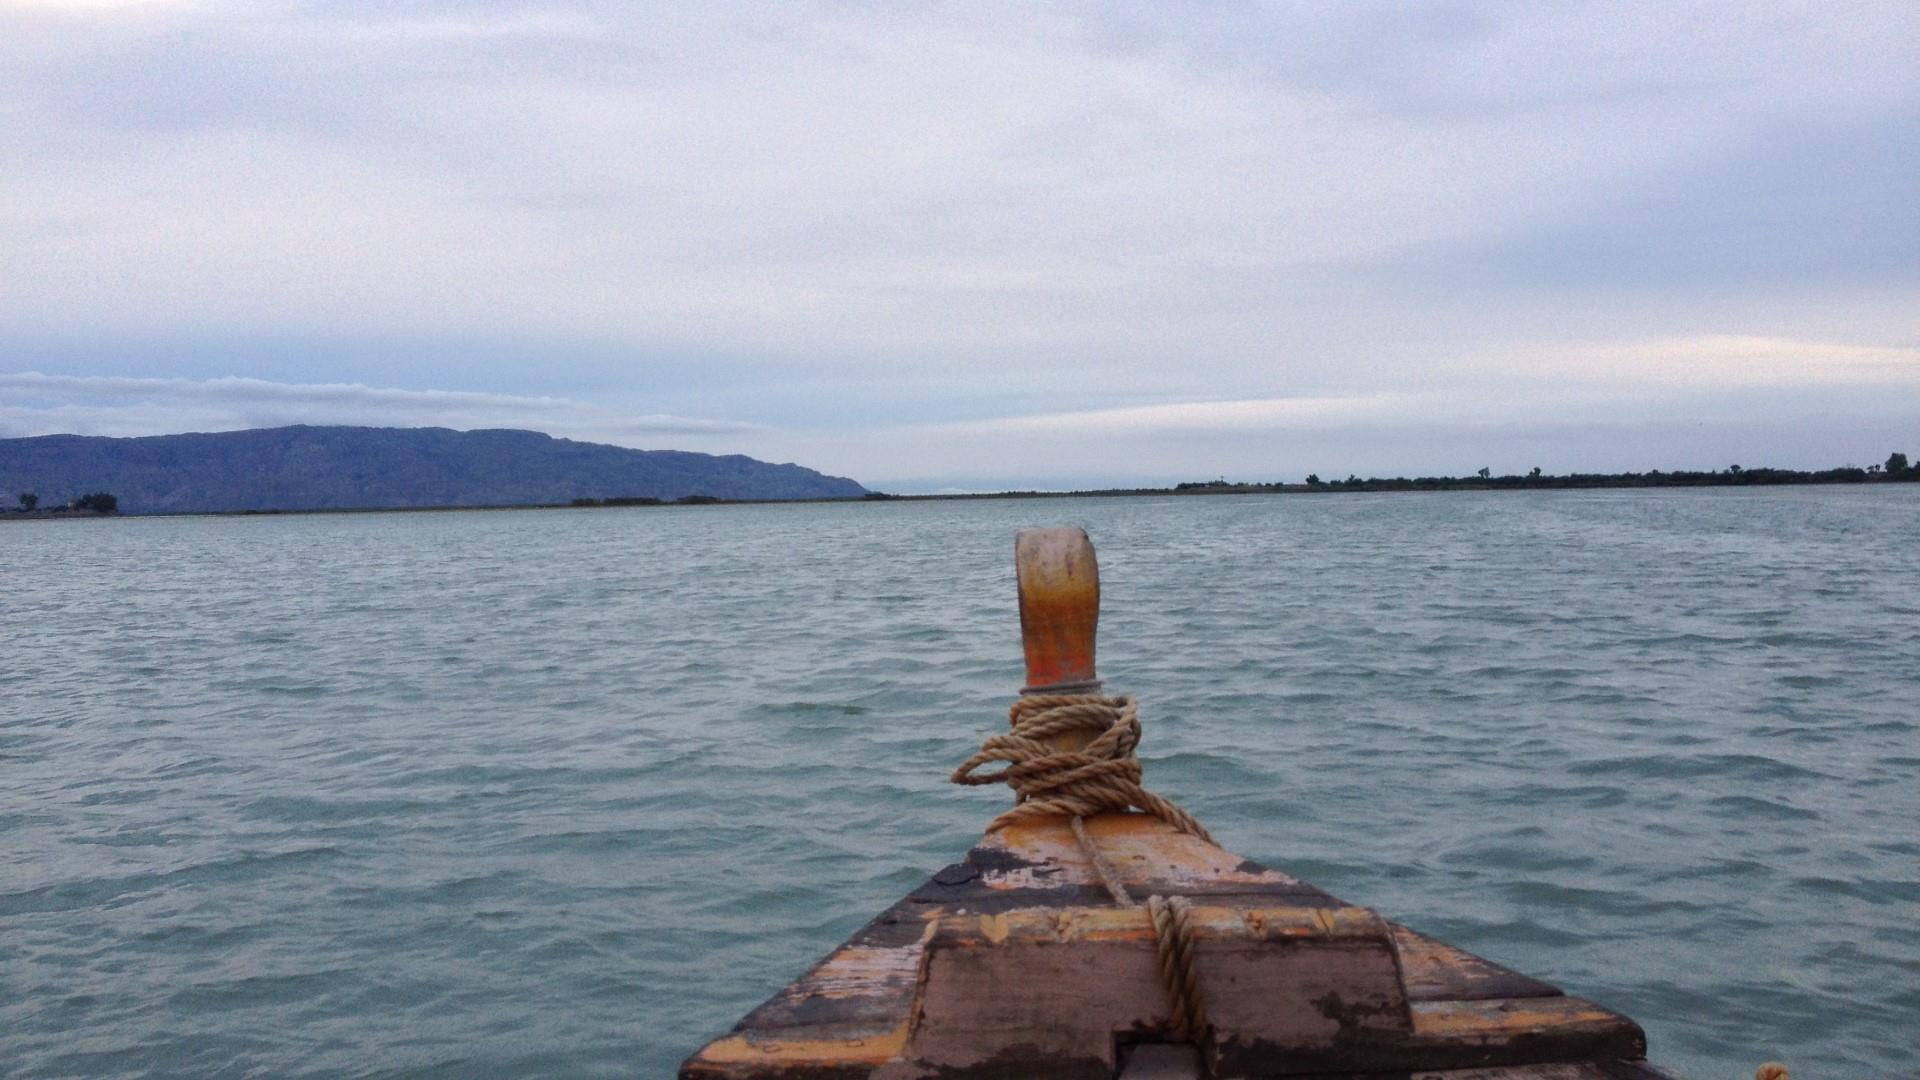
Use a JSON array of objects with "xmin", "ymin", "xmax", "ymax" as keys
[{"xmin": 3, "ymin": 1, "xmax": 1915, "ymax": 490}]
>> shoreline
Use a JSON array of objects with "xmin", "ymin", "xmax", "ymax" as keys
[{"xmin": 5, "ymin": 469, "xmax": 1917, "ymax": 521}]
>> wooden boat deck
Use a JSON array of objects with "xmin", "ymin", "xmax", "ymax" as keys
[
  {"xmin": 681, "ymin": 814, "xmax": 1672, "ymax": 1079},
  {"xmin": 680, "ymin": 529, "xmax": 1677, "ymax": 1079}
]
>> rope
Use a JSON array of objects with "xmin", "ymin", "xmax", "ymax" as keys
[
  {"xmin": 952, "ymin": 693, "xmax": 1213, "ymax": 1043},
  {"xmin": 951, "ymin": 694, "xmax": 1215, "ymax": 844},
  {"xmin": 1149, "ymin": 895, "xmax": 1206, "ymax": 1042}
]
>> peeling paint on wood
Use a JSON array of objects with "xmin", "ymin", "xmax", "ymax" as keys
[
  {"xmin": 1393, "ymin": 927, "xmax": 1563, "ymax": 1003},
  {"xmin": 678, "ymin": 813, "xmax": 1659, "ymax": 1079}
]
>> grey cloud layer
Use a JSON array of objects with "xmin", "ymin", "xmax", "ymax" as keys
[
  {"xmin": 0, "ymin": 373, "xmax": 761, "ymax": 443},
  {"xmin": 1, "ymin": 2, "xmax": 1913, "ymax": 484},
  {"xmin": 7, "ymin": 337, "xmax": 1912, "ymax": 489}
]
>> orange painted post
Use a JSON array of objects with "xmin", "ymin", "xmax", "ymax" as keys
[{"xmin": 1014, "ymin": 527, "xmax": 1102, "ymax": 694}]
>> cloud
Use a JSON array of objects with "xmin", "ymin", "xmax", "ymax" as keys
[
  {"xmin": 5, "ymin": 331, "xmax": 1915, "ymax": 489},
  {"xmin": 1414, "ymin": 110, "xmax": 1920, "ymax": 293},
  {"xmin": 756, "ymin": 334, "xmax": 1920, "ymax": 487},
  {"xmin": 5, "ymin": 3, "xmax": 1911, "ymax": 355},
  {"xmin": 914, "ymin": 336, "xmax": 1920, "ymax": 440},
  {"xmin": 933, "ymin": 393, "xmax": 1419, "ymax": 438},
  {"xmin": 1548, "ymin": 336, "xmax": 1920, "ymax": 390},
  {"xmin": 2, "ymin": 1, "xmax": 198, "ymax": 11},
  {"xmin": 0, "ymin": 4, "xmax": 1914, "ymax": 485},
  {"xmin": 0, "ymin": 373, "xmax": 763, "ymax": 443}
]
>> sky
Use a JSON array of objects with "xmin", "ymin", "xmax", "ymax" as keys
[{"xmin": 2, "ymin": 1, "xmax": 1915, "ymax": 491}]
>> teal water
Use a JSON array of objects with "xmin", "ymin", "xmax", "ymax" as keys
[{"xmin": 3, "ymin": 489, "xmax": 1916, "ymax": 1078}]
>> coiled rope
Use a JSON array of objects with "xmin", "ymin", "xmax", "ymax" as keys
[{"xmin": 952, "ymin": 693, "xmax": 1214, "ymax": 1043}]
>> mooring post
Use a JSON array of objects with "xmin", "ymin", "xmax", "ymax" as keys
[
  {"xmin": 1015, "ymin": 526, "xmax": 1103, "ymax": 757},
  {"xmin": 1016, "ymin": 529, "xmax": 1207, "ymax": 1078},
  {"xmin": 1014, "ymin": 526, "xmax": 1102, "ymax": 695}
]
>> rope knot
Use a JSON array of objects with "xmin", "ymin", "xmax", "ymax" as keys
[
  {"xmin": 949, "ymin": 694, "xmax": 1214, "ymax": 844},
  {"xmin": 952, "ymin": 692, "xmax": 1216, "ymax": 1045}
]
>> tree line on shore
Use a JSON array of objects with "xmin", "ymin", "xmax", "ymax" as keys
[
  {"xmin": 1173, "ymin": 452, "xmax": 1918, "ymax": 494},
  {"xmin": 568, "ymin": 494, "xmax": 721, "ymax": 507},
  {"xmin": 8, "ymin": 490, "xmax": 118, "ymax": 514},
  {"xmin": 1305, "ymin": 451, "xmax": 1917, "ymax": 491},
  {"xmin": 13, "ymin": 451, "xmax": 1917, "ymax": 513}
]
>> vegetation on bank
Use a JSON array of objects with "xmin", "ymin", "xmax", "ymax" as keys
[
  {"xmin": 1275, "ymin": 451, "xmax": 1918, "ymax": 493},
  {"xmin": 863, "ymin": 450, "xmax": 1920, "ymax": 500},
  {"xmin": 8, "ymin": 453, "xmax": 1914, "ymax": 517},
  {"xmin": 6, "ymin": 490, "xmax": 118, "ymax": 516},
  {"xmin": 568, "ymin": 494, "xmax": 719, "ymax": 506}
]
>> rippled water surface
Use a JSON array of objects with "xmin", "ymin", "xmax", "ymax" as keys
[{"xmin": 3, "ymin": 489, "xmax": 1917, "ymax": 1078}]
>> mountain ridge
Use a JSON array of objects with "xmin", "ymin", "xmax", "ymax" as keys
[{"xmin": 0, "ymin": 425, "xmax": 866, "ymax": 513}]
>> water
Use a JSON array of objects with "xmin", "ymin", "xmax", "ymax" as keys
[{"xmin": 3, "ymin": 489, "xmax": 1916, "ymax": 1079}]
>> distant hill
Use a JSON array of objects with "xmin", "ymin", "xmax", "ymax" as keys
[{"xmin": 0, "ymin": 426, "xmax": 866, "ymax": 513}]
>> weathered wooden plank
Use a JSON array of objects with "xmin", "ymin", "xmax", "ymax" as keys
[
  {"xmin": 1116, "ymin": 1043, "xmax": 1205, "ymax": 1079},
  {"xmin": 729, "ymin": 903, "xmax": 932, "ymax": 1031},
  {"xmin": 682, "ymin": 1027, "xmax": 907, "ymax": 1080},
  {"xmin": 680, "ymin": 815, "xmax": 1657, "ymax": 1078},
  {"xmin": 1396, "ymin": 996, "xmax": 1648, "ymax": 1071},
  {"xmin": 904, "ymin": 814, "xmax": 1346, "ymax": 918},
  {"xmin": 1391, "ymin": 925, "xmax": 1563, "ymax": 1002},
  {"xmin": 1592, "ymin": 1061, "xmax": 1686, "ymax": 1080},
  {"xmin": 1195, "ymin": 1062, "xmax": 1681, "ymax": 1080},
  {"xmin": 905, "ymin": 905, "xmax": 1411, "ymax": 1076},
  {"xmin": 1403, "ymin": 1062, "xmax": 1643, "ymax": 1080},
  {"xmin": 1418, "ymin": 1061, "xmax": 1681, "ymax": 1079},
  {"xmin": 978, "ymin": 813, "xmax": 1346, "ymax": 899},
  {"xmin": 1277, "ymin": 1065, "xmax": 1667, "ymax": 1080}
]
